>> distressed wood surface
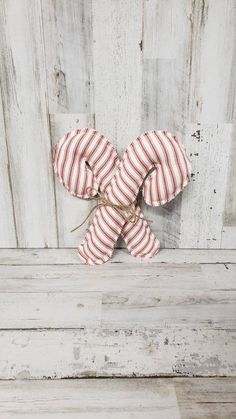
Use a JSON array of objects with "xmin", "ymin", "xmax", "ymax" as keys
[
  {"xmin": 0, "ymin": 378, "xmax": 180, "ymax": 418},
  {"xmin": 0, "ymin": 0, "xmax": 57, "ymax": 247},
  {"xmin": 180, "ymin": 124, "xmax": 232, "ymax": 247},
  {"xmin": 0, "ymin": 249, "xmax": 235, "ymax": 379},
  {"xmin": 1, "ymin": 248, "xmax": 236, "ymax": 264},
  {"xmin": 42, "ymin": 0, "xmax": 93, "ymax": 114},
  {"xmin": 92, "ymin": 0, "xmax": 142, "ymax": 151},
  {"xmin": 1, "ymin": 378, "xmax": 235, "ymax": 419},
  {"xmin": 224, "ymin": 126, "xmax": 236, "ymax": 248},
  {"xmin": 175, "ymin": 377, "xmax": 236, "ymax": 419},
  {"xmin": 0, "ymin": 260, "xmax": 235, "ymax": 329},
  {"xmin": 0, "ymin": 86, "xmax": 16, "ymax": 247},
  {"xmin": 0, "ymin": 0, "xmax": 235, "ymax": 249},
  {"xmin": 41, "ymin": 0, "xmax": 94, "ymax": 247},
  {"xmin": 142, "ymin": 0, "xmax": 192, "ymax": 247},
  {"xmin": 0, "ymin": 328, "xmax": 235, "ymax": 379}
]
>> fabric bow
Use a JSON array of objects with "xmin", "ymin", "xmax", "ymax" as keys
[{"xmin": 53, "ymin": 128, "xmax": 191, "ymax": 265}]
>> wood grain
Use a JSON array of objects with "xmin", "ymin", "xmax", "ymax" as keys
[
  {"xmin": 1, "ymin": 248, "xmax": 236, "ymax": 265},
  {"xmin": 175, "ymin": 377, "xmax": 236, "ymax": 419},
  {"xmin": 42, "ymin": 0, "xmax": 93, "ymax": 113},
  {"xmin": 0, "ymin": 0, "xmax": 235, "ymax": 248},
  {"xmin": 0, "ymin": 327, "xmax": 235, "ymax": 378},
  {"xmin": 142, "ymin": 0, "xmax": 236, "ymax": 249},
  {"xmin": 223, "ymin": 125, "xmax": 236, "ymax": 243},
  {"xmin": 92, "ymin": 0, "xmax": 142, "ymax": 152},
  {"xmin": 0, "ymin": 378, "xmax": 180, "ymax": 418},
  {"xmin": 0, "ymin": 0, "xmax": 57, "ymax": 247},
  {"xmin": 0, "ymin": 260, "xmax": 235, "ymax": 330},
  {"xmin": 1, "ymin": 378, "xmax": 235, "ymax": 418},
  {"xmin": 186, "ymin": 0, "xmax": 236, "ymax": 124},
  {"xmin": 180, "ymin": 123, "xmax": 232, "ymax": 247},
  {"xmin": 0, "ymin": 249, "xmax": 235, "ymax": 378},
  {"xmin": 142, "ymin": 1, "xmax": 192, "ymax": 247},
  {"xmin": 0, "ymin": 86, "xmax": 17, "ymax": 247}
]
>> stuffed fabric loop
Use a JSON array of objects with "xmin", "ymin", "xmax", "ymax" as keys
[
  {"xmin": 105, "ymin": 130, "xmax": 191, "ymax": 208},
  {"xmin": 53, "ymin": 128, "xmax": 120, "ymax": 198},
  {"xmin": 53, "ymin": 128, "xmax": 191, "ymax": 265},
  {"xmin": 142, "ymin": 131, "xmax": 191, "ymax": 206}
]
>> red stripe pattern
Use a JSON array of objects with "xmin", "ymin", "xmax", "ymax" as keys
[{"xmin": 53, "ymin": 128, "xmax": 191, "ymax": 265}]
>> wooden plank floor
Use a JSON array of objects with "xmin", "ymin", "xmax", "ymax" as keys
[
  {"xmin": 0, "ymin": 249, "xmax": 236, "ymax": 379},
  {"xmin": 0, "ymin": 378, "xmax": 236, "ymax": 418}
]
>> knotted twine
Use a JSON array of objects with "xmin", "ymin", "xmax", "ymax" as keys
[{"xmin": 71, "ymin": 187, "xmax": 149, "ymax": 232}]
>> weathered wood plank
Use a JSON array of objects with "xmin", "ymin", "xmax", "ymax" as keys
[
  {"xmin": 187, "ymin": 0, "xmax": 236, "ymax": 124},
  {"xmin": 0, "ymin": 292, "xmax": 101, "ymax": 329},
  {"xmin": 41, "ymin": 0, "xmax": 94, "ymax": 248},
  {"xmin": 50, "ymin": 113, "xmax": 94, "ymax": 247},
  {"xmin": 180, "ymin": 124, "xmax": 232, "ymax": 248},
  {"xmin": 101, "ymin": 289, "xmax": 236, "ymax": 330},
  {"xmin": 0, "ymin": 248, "xmax": 236, "ymax": 265},
  {"xmin": 0, "ymin": 378, "xmax": 180, "ymax": 418},
  {"xmin": 92, "ymin": 0, "xmax": 142, "ymax": 151},
  {"xmin": 1, "ymin": 413, "xmax": 168, "ymax": 419},
  {"xmin": 223, "ymin": 125, "xmax": 236, "ymax": 237},
  {"xmin": 175, "ymin": 377, "xmax": 236, "ymax": 418},
  {"xmin": 50, "ymin": 114, "xmax": 95, "ymax": 140},
  {"xmin": 221, "ymin": 226, "xmax": 236, "ymax": 249},
  {"xmin": 0, "ymin": 414, "xmax": 163, "ymax": 419},
  {"xmin": 0, "ymin": 0, "xmax": 57, "ymax": 247},
  {"xmin": 1, "ymin": 378, "xmax": 235, "ymax": 418},
  {"xmin": 42, "ymin": 0, "xmax": 93, "ymax": 113},
  {"xmin": 142, "ymin": 0, "xmax": 236, "ymax": 250},
  {"xmin": 142, "ymin": 1, "xmax": 192, "ymax": 247},
  {"xmin": 2, "ymin": 286, "xmax": 233, "ymax": 329},
  {"xmin": 0, "ymin": 262, "xmax": 234, "ymax": 292},
  {"xmin": 0, "ymin": 262, "xmax": 235, "ymax": 329},
  {"xmin": 0, "ymin": 86, "xmax": 17, "ymax": 247},
  {"xmin": 180, "ymin": 0, "xmax": 236, "ymax": 248},
  {"xmin": 0, "ymin": 249, "xmax": 234, "ymax": 377},
  {"xmin": 143, "ymin": 0, "xmax": 193, "ymax": 62},
  {"xmin": 0, "ymin": 328, "xmax": 235, "ymax": 378}
]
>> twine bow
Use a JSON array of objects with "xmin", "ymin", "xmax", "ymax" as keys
[{"xmin": 71, "ymin": 187, "xmax": 149, "ymax": 232}]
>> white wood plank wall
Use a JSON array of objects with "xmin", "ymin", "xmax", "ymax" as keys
[{"xmin": 0, "ymin": 0, "xmax": 235, "ymax": 249}]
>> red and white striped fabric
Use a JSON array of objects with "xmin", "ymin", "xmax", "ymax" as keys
[{"xmin": 53, "ymin": 128, "xmax": 191, "ymax": 265}]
